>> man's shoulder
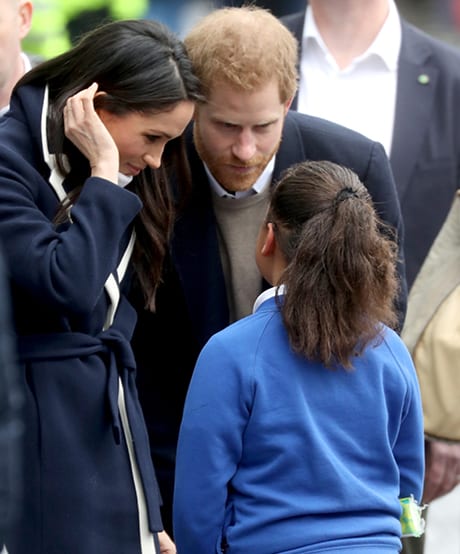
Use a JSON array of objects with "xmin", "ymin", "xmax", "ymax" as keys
[
  {"xmin": 279, "ymin": 112, "xmax": 391, "ymax": 194},
  {"xmin": 284, "ymin": 110, "xmax": 376, "ymax": 149},
  {"xmin": 401, "ymin": 19, "xmax": 460, "ymax": 68},
  {"xmin": 280, "ymin": 10, "xmax": 304, "ymax": 34}
]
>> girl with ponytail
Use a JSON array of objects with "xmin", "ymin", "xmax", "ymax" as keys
[{"xmin": 174, "ymin": 160, "xmax": 425, "ymax": 554}]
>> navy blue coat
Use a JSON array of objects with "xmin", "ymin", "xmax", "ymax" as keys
[
  {"xmin": 132, "ymin": 111, "xmax": 407, "ymax": 533},
  {"xmin": 0, "ymin": 85, "xmax": 162, "ymax": 554},
  {"xmin": 282, "ymin": 9, "xmax": 460, "ymax": 288}
]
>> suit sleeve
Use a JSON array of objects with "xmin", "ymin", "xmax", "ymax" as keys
[
  {"xmin": 173, "ymin": 334, "xmax": 253, "ymax": 554},
  {"xmin": 364, "ymin": 141, "xmax": 408, "ymax": 331}
]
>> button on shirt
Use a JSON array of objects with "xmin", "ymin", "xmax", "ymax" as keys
[{"xmin": 297, "ymin": 1, "xmax": 401, "ymax": 156}]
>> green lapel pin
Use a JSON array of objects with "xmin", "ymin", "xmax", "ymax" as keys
[{"xmin": 418, "ymin": 74, "xmax": 430, "ymax": 85}]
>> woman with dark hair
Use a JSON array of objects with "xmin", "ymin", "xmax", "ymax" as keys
[
  {"xmin": 0, "ymin": 18, "xmax": 201, "ymax": 554},
  {"xmin": 174, "ymin": 160, "xmax": 425, "ymax": 554}
]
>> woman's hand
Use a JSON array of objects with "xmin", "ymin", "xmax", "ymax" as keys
[
  {"xmin": 63, "ymin": 82, "xmax": 119, "ymax": 183},
  {"xmin": 158, "ymin": 531, "xmax": 176, "ymax": 554}
]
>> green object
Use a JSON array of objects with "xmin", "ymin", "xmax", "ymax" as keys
[
  {"xmin": 22, "ymin": 0, "xmax": 71, "ymax": 59},
  {"xmin": 418, "ymin": 74, "xmax": 430, "ymax": 85},
  {"xmin": 23, "ymin": 0, "xmax": 148, "ymax": 60},
  {"xmin": 400, "ymin": 496, "xmax": 426, "ymax": 538}
]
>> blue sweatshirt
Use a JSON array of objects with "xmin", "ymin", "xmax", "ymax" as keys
[{"xmin": 174, "ymin": 292, "xmax": 425, "ymax": 554}]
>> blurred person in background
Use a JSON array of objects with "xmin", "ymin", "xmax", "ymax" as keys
[
  {"xmin": 220, "ymin": 0, "xmax": 304, "ymax": 17},
  {"xmin": 145, "ymin": 0, "xmax": 213, "ymax": 37},
  {"xmin": 0, "ymin": 0, "xmax": 33, "ymax": 114},
  {"xmin": 22, "ymin": 0, "xmax": 147, "ymax": 60}
]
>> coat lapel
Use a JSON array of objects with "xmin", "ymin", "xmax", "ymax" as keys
[
  {"xmin": 273, "ymin": 113, "xmax": 307, "ymax": 181},
  {"xmin": 285, "ymin": 13, "xmax": 439, "ymax": 205},
  {"xmin": 390, "ymin": 22, "xmax": 438, "ymax": 202},
  {"xmin": 280, "ymin": 10, "xmax": 305, "ymax": 111},
  {"xmin": 172, "ymin": 135, "xmax": 230, "ymax": 345}
]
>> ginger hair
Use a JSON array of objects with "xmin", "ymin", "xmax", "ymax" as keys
[{"xmin": 184, "ymin": 5, "xmax": 298, "ymax": 103}]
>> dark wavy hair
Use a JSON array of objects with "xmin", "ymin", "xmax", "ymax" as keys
[
  {"xmin": 267, "ymin": 160, "xmax": 398, "ymax": 369},
  {"xmin": 16, "ymin": 19, "xmax": 203, "ymax": 310}
]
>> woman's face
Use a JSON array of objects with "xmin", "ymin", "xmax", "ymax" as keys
[{"xmin": 97, "ymin": 100, "xmax": 195, "ymax": 176}]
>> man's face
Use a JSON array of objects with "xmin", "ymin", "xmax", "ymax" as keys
[
  {"xmin": 0, "ymin": 0, "xmax": 32, "ymax": 104},
  {"xmin": 193, "ymin": 79, "xmax": 291, "ymax": 192}
]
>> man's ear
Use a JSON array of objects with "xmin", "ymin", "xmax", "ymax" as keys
[
  {"xmin": 260, "ymin": 222, "xmax": 276, "ymax": 256},
  {"xmin": 284, "ymin": 95, "xmax": 294, "ymax": 115},
  {"xmin": 18, "ymin": 1, "xmax": 33, "ymax": 40}
]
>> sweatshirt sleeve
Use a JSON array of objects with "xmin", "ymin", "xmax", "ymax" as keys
[
  {"xmin": 391, "ymin": 340, "xmax": 425, "ymax": 502},
  {"xmin": 173, "ymin": 333, "xmax": 254, "ymax": 554}
]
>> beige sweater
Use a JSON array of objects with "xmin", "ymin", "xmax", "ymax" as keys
[{"xmin": 212, "ymin": 186, "xmax": 271, "ymax": 322}]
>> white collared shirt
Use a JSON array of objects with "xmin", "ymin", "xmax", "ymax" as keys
[
  {"xmin": 1, "ymin": 53, "xmax": 33, "ymax": 116},
  {"xmin": 252, "ymin": 284, "xmax": 285, "ymax": 313},
  {"xmin": 22, "ymin": 51, "xmax": 32, "ymax": 73},
  {"xmin": 297, "ymin": 1, "xmax": 401, "ymax": 156},
  {"xmin": 206, "ymin": 156, "xmax": 276, "ymax": 199},
  {"xmin": 117, "ymin": 173, "xmax": 133, "ymax": 188}
]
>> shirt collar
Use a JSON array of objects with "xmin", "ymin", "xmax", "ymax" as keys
[
  {"xmin": 117, "ymin": 173, "xmax": 133, "ymax": 188},
  {"xmin": 253, "ymin": 284, "xmax": 285, "ymax": 313},
  {"xmin": 1, "ymin": 53, "xmax": 32, "ymax": 115},
  {"xmin": 205, "ymin": 156, "xmax": 275, "ymax": 199},
  {"xmin": 21, "ymin": 52, "xmax": 32, "ymax": 73},
  {"xmin": 303, "ymin": 0, "xmax": 401, "ymax": 71}
]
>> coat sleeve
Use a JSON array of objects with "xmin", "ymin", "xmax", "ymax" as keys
[
  {"xmin": 173, "ymin": 334, "xmax": 253, "ymax": 554},
  {"xmin": 0, "ymin": 146, "xmax": 142, "ymax": 315}
]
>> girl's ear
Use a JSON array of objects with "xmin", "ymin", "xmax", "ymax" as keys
[{"xmin": 261, "ymin": 222, "xmax": 276, "ymax": 256}]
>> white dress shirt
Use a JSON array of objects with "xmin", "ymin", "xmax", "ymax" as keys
[
  {"xmin": 0, "ymin": 53, "xmax": 32, "ymax": 116},
  {"xmin": 297, "ymin": 1, "xmax": 401, "ymax": 156}
]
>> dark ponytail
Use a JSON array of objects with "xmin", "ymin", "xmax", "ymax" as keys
[{"xmin": 268, "ymin": 160, "xmax": 398, "ymax": 368}]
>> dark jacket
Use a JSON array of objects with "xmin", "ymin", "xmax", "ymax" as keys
[
  {"xmin": 132, "ymin": 110, "xmax": 408, "ymax": 533},
  {"xmin": 0, "ymin": 85, "xmax": 162, "ymax": 554},
  {"xmin": 282, "ymin": 8, "xmax": 460, "ymax": 288}
]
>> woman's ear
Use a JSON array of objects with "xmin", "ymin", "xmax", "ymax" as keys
[{"xmin": 93, "ymin": 91, "xmax": 108, "ymax": 114}]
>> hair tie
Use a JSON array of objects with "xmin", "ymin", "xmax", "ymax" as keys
[{"xmin": 334, "ymin": 187, "xmax": 358, "ymax": 206}]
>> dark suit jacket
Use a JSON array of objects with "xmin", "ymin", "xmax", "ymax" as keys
[
  {"xmin": 282, "ymin": 8, "xmax": 460, "ymax": 288},
  {"xmin": 132, "ymin": 110, "xmax": 407, "ymax": 533}
]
